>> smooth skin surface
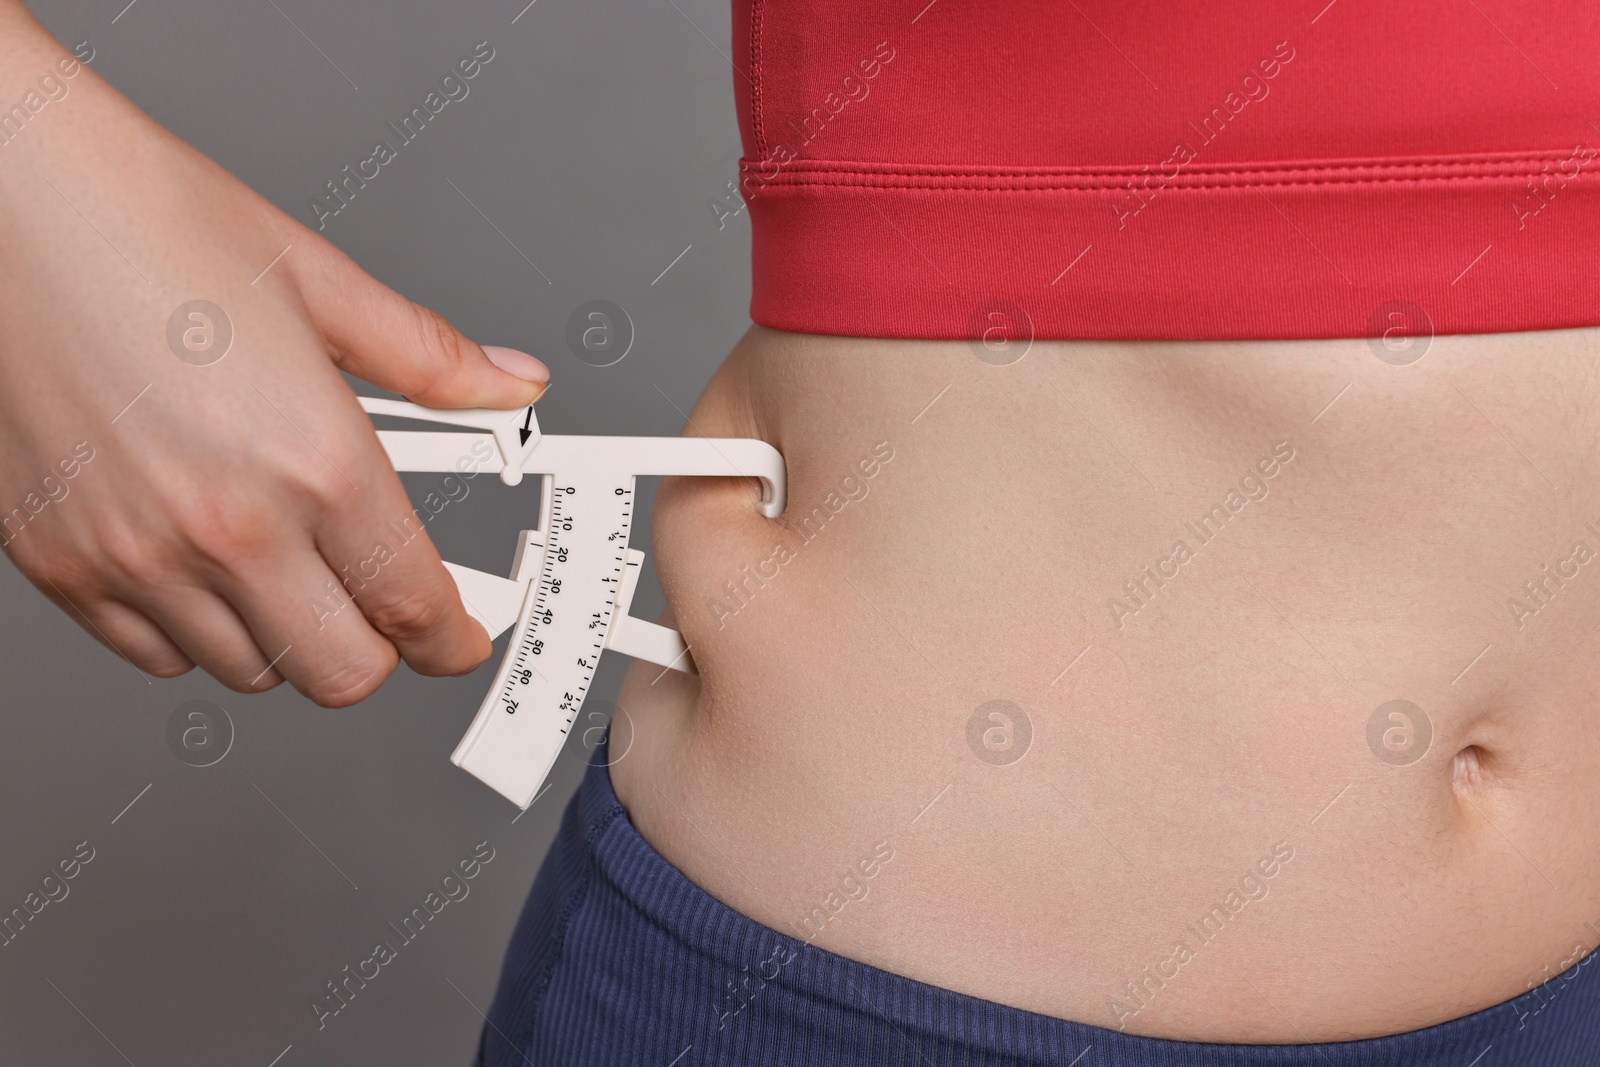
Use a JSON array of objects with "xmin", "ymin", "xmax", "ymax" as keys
[
  {"xmin": 615, "ymin": 325, "xmax": 1600, "ymax": 1041},
  {"xmin": 0, "ymin": 2, "xmax": 547, "ymax": 706}
]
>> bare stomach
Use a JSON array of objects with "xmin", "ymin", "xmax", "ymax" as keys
[{"xmin": 610, "ymin": 324, "xmax": 1600, "ymax": 1042}]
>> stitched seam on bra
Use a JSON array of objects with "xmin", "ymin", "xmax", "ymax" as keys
[
  {"xmin": 741, "ymin": 150, "xmax": 1593, "ymax": 179},
  {"xmin": 749, "ymin": 0, "xmax": 766, "ymax": 159},
  {"xmin": 739, "ymin": 173, "xmax": 1598, "ymax": 192}
]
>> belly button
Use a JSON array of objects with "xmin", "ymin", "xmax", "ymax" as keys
[{"xmin": 1452, "ymin": 745, "xmax": 1486, "ymax": 792}]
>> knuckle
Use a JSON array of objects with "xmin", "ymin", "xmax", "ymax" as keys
[
  {"xmin": 363, "ymin": 585, "xmax": 450, "ymax": 643},
  {"xmin": 304, "ymin": 653, "xmax": 394, "ymax": 708},
  {"xmin": 223, "ymin": 671, "xmax": 282, "ymax": 695},
  {"xmin": 403, "ymin": 305, "xmax": 469, "ymax": 400},
  {"xmin": 101, "ymin": 526, "xmax": 182, "ymax": 588},
  {"xmin": 171, "ymin": 492, "xmax": 279, "ymax": 570},
  {"xmin": 409, "ymin": 645, "xmax": 488, "ymax": 677},
  {"xmin": 288, "ymin": 460, "xmax": 357, "ymax": 513},
  {"xmin": 12, "ymin": 524, "xmax": 153, "ymax": 605},
  {"xmin": 412, "ymin": 303, "xmax": 467, "ymax": 363},
  {"xmin": 143, "ymin": 655, "xmax": 195, "ymax": 679},
  {"xmin": 256, "ymin": 424, "xmax": 372, "ymax": 514}
]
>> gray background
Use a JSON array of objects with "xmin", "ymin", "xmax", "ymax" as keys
[{"xmin": 2, "ymin": 1, "xmax": 746, "ymax": 1062}]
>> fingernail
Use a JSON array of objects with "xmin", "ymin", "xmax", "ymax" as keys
[{"xmin": 484, "ymin": 345, "xmax": 549, "ymax": 384}]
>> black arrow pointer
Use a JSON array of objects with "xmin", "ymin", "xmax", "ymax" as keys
[{"xmin": 518, "ymin": 406, "xmax": 534, "ymax": 446}]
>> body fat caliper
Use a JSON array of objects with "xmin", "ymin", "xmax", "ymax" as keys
[{"xmin": 359, "ymin": 396, "xmax": 785, "ymax": 808}]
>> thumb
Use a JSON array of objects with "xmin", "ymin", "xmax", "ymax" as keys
[{"xmin": 291, "ymin": 233, "xmax": 548, "ymax": 409}]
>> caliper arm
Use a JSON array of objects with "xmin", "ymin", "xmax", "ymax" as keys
[
  {"xmin": 358, "ymin": 395, "xmax": 786, "ymax": 807},
  {"xmin": 361, "ymin": 400, "xmax": 786, "ymax": 666}
]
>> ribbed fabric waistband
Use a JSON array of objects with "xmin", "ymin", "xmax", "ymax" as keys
[
  {"xmin": 743, "ymin": 151, "xmax": 1600, "ymax": 342},
  {"xmin": 479, "ymin": 752, "xmax": 1600, "ymax": 1066}
]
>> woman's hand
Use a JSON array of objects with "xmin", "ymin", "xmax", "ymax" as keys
[{"xmin": 0, "ymin": 3, "xmax": 548, "ymax": 705}]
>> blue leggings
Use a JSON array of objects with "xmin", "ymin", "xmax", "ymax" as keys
[{"xmin": 476, "ymin": 754, "xmax": 1599, "ymax": 1066}]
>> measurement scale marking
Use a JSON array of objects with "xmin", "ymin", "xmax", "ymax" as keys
[
  {"xmin": 498, "ymin": 484, "xmax": 633, "ymax": 741},
  {"xmin": 508, "ymin": 491, "xmax": 564, "ymax": 712}
]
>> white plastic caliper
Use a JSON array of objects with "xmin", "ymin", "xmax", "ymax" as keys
[{"xmin": 359, "ymin": 396, "xmax": 785, "ymax": 808}]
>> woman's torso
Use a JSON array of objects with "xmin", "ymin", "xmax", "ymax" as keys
[{"xmin": 611, "ymin": 323, "xmax": 1600, "ymax": 1042}]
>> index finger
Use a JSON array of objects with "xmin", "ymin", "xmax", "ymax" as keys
[{"xmin": 315, "ymin": 440, "xmax": 493, "ymax": 679}]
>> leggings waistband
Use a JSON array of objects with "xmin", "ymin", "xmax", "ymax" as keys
[{"xmin": 478, "ymin": 754, "xmax": 1600, "ymax": 1066}]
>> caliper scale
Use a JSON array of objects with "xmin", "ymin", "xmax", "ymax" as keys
[{"xmin": 360, "ymin": 396, "xmax": 785, "ymax": 808}]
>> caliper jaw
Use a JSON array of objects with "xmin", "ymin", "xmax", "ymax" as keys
[
  {"xmin": 444, "ymin": 537, "xmax": 691, "ymax": 674},
  {"xmin": 442, "ymin": 530, "xmax": 544, "ymax": 639},
  {"xmin": 358, "ymin": 393, "xmax": 785, "ymax": 807},
  {"xmin": 605, "ymin": 549, "xmax": 692, "ymax": 672}
]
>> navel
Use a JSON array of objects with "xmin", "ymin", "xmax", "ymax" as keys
[{"xmin": 1452, "ymin": 744, "xmax": 1487, "ymax": 794}]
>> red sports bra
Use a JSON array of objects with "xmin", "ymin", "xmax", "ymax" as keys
[{"xmin": 733, "ymin": 0, "xmax": 1600, "ymax": 341}]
